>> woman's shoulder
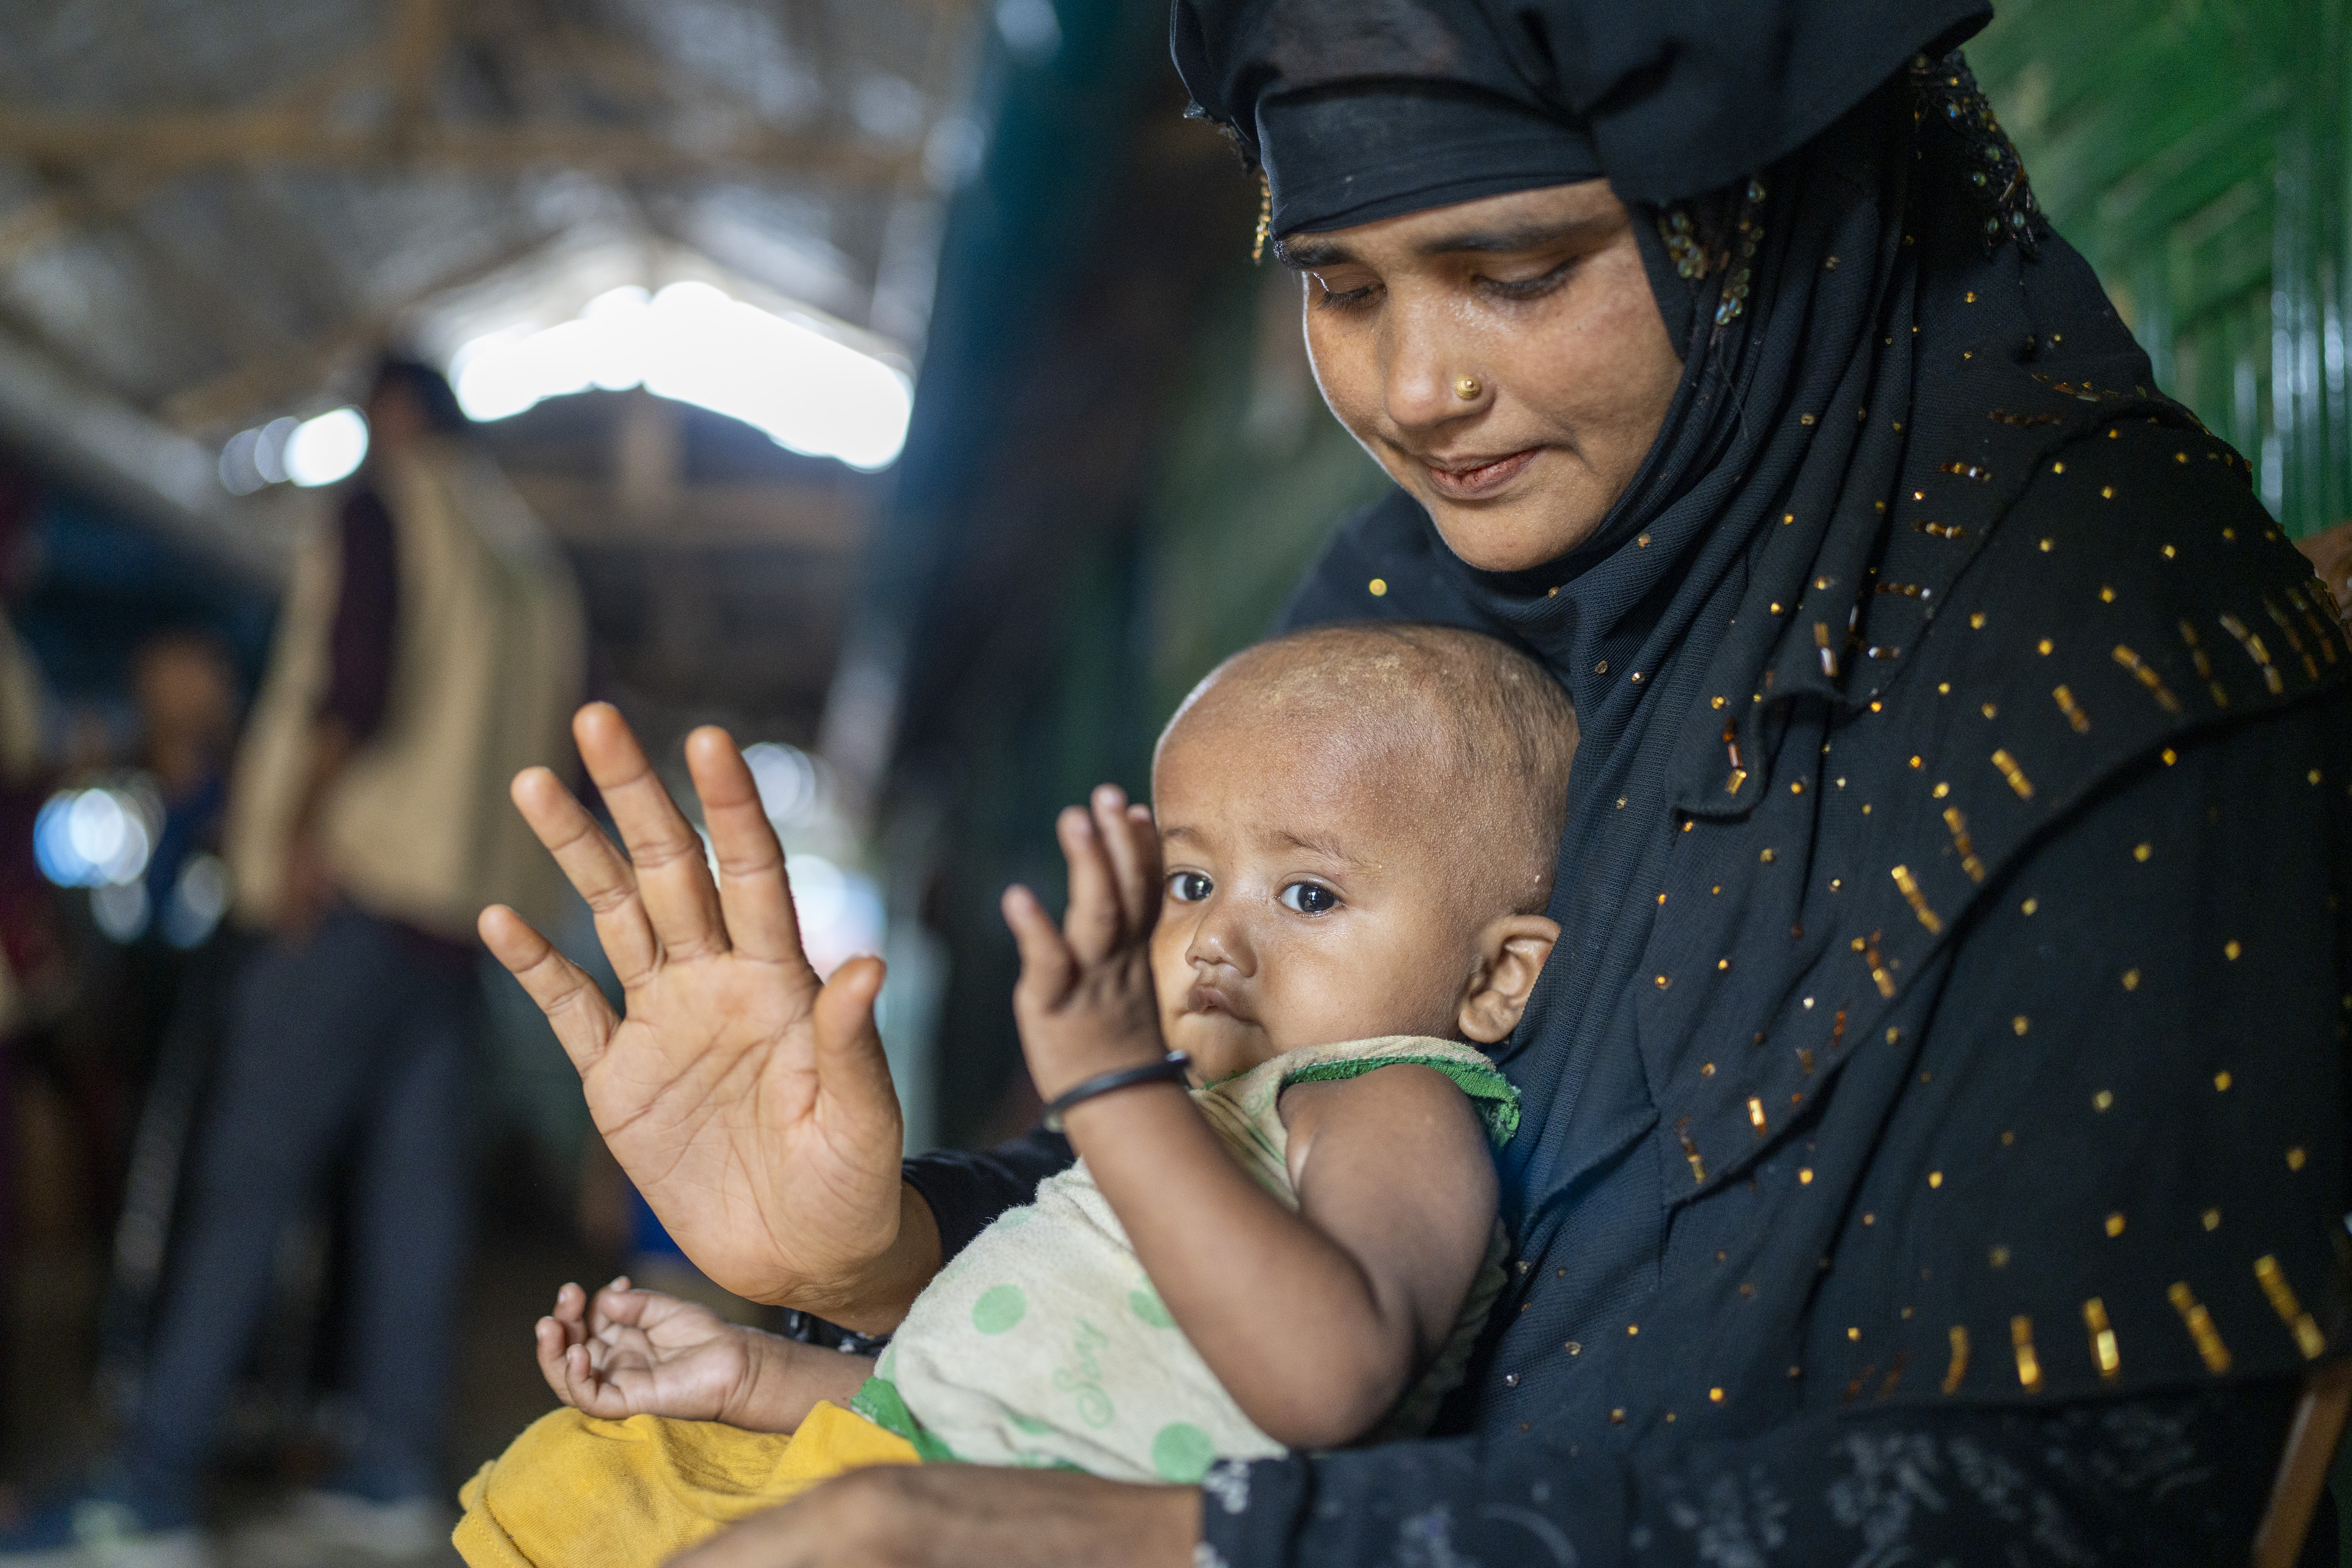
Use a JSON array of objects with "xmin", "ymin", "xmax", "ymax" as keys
[
  {"xmin": 1810, "ymin": 414, "xmax": 2345, "ymax": 1008},
  {"xmin": 1908, "ymin": 412, "xmax": 2341, "ymax": 804},
  {"xmin": 1962, "ymin": 414, "xmax": 2311, "ymax": 650}
]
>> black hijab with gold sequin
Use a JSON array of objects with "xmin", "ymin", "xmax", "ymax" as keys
[
  {"xmin": 891, "ymin": 8, "xmax": 2352, "ymax": 1556},
  {"xmin": 1246, "ymin": 26, "xmax": 2351, "ymax": 1464}
]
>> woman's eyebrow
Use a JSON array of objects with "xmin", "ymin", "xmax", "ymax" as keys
[
  {"xmin": 1415, "ymin": 215, "xmax": 1616, "ymax": 258},
  {"xmin": 1275, "ymin": 215, "xmax": 1615, "ymax": 271},
  {"xmin": 1273, "ymin": 236, "xmax": 1351, "ymax": 271}
]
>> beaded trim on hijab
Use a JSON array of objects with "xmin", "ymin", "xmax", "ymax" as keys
[{"xmin": 1652, "ymin": 53, "xmax": 2042, "ymax": 341}]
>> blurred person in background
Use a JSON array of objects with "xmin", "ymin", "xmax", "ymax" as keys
[
  {"xmin": 0, "ymin": 605, "xmax": 50, "ymax": 1048},
  {"xmin": 0, "ymin": 357, "xmax": 585, "ymax": 1567},
  {"xmin": 131, "ymin": 632, "xmax": 236, "ymax": 924},
  {"xmin": 104, "ymin": 631, "xmax": 242, "ymax": 1068},
  {"xmin": 0, "ymin": 601, "xmax": 51, "ymax": 1291},
  {"xmin": 78, "ymin": 629, "xmax": 246, "ymax": 1410}
]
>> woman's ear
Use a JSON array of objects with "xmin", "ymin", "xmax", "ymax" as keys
[{"xmin": 1458, "ymin": 914, "xmax": 1561, "ymax": 1043}]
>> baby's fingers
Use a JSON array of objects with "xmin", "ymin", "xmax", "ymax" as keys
[
  {"xmin": 1089, "ymin": 789, "xmax": 1158, "ymax": 937},
  {"xmin": 586, "ymin": 1276, "xmax": 639, "ymax": 1332},
  {"xmin": 543, "ymin": 1332, "xmax": 639, "ymax": 1419},
  {"xmin": 536, "ymin": 1317, "xmax": 593, "ymax": 1407},
  {"xmin": 1056, "ymin": 804, "xmax": 1124, "ymax": 963},
  {"xmin": 550, "ymin": 1282, "xmax": 591, "ymax": 1340},
  {"xmin": 1003, "ymin": 885, "xmax": 1076, "ymax": 1007}
]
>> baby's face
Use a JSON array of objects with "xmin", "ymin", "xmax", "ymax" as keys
[{"xmin": 1147, "ymin": 699, "xmax": 1498, "ymax": 1081}]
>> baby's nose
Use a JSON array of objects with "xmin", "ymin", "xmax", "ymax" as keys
[{"xmin": 1184, "ymin": 915, "xmax": 1253, "ymax": 976}]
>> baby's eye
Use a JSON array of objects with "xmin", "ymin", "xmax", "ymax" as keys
[
  {"xmin": 1279, "ymin": 882, "xmax": 1340, "ymax": 916},
  {"xmin": 1168, "ymin": 871, "xmax": 1213, "ymax": 903}
]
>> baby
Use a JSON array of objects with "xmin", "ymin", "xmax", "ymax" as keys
[{"xmin": 456, "ymin": 624, "xmax": 1576, "ymax": 1566}]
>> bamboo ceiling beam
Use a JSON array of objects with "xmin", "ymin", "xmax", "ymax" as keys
[
  {"xmin": 0, "ymin": 110, "xmax": 921, "ymax": 186},
  {"xmin": 0, "ymin": 43, "xmax": 397, "ymax": 270},
  {"xmin": 158, "ymin": 226, "xmax": 563, "ymax": 431}
]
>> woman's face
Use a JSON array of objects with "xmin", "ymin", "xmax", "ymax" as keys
[{"xmin": 1288, "ymin": 179, "xmax": 1681, "ymax": 573}]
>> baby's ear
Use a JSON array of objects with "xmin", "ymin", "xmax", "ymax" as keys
[{"xmin": 1458, "ymin": 915, "xmax": 1560, "ymax": 1044}]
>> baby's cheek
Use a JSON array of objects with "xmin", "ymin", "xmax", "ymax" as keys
[
  {"xmin": 1257, "ymin": 945, "xmax": 1386, "ymax": 1045},
  {"xmin": 1325, "ymin": 933, "xmax": 1466, "ymax": 1040},
  {"xmin": 1146, "ymin": 921, "xmax": 1190, "ymax": 1014}
]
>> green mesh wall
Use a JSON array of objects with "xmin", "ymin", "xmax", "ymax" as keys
[{"xmin": 1973, "ymin": 0, "xmax": 2352, "ymax": 538}]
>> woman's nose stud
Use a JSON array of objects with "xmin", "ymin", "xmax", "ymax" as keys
[{"xmin": 1454, "ymin": 375, "xmax": 1482, "ymax": 401}]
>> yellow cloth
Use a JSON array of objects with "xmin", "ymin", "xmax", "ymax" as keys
[{"xmin": 453, "ymin": 1401, "xmax": 919, "ymax": 1568}]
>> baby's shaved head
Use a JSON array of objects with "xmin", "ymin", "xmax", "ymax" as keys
[{"xmin": 1157, "ymin": 624, "xmax": 1579, "ymax": 915}]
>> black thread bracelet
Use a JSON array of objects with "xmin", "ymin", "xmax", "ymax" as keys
[{"xmin": 1041, "ymin": 1052, "xmax": 1192, "ymax": 1132}]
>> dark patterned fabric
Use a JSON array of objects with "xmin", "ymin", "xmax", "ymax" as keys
[
  {"xmin": 905, "ymin": 1130, "xmax": 1072, "ymax": 1266},
  {"xmin": 1194, "ymin": 1383, "xmax": 2322, "ymax": 1566},
  {"xmin": 905, "ymin": 45, "xmax": 2351, "ymax": 1568}
]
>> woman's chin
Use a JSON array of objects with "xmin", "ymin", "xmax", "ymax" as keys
[{"xmin": 1425, "ymin": 491, "xmax": 1613, "ymax": 576}]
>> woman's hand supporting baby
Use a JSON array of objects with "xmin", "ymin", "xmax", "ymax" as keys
[
  {"xmin": 536, "ymin": 1277, "xmax": 874, "ymax": 1433},
  {"xmin": 479, "ymin": 705, "xmax": 937, "ymax": 1332}
]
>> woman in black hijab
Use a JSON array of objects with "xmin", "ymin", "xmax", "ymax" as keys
[{"xmin": 481, "ymin": 3, "xmax": 2351, "ymax": 1564}]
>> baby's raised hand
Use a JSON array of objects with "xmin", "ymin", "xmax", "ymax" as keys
[
  {"xmin": 1001, "ymin": 784, "xmax": 1169, "ymax": 1101},
  {"xmin": 535, "ymin": 1278, "xmax": 767, "ymax": 1428}
]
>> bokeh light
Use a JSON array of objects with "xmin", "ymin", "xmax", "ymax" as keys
[
  {"xmin": 282, "ymin": 406, "xmax": 370, "ymax": 487},
  {"xmin": 160, "ymin": 853, "xmax": 231, "ymax": 950},
  {"xmin": 451, "ymin": 283, "xmax": 913, "ymax": 471},
  {"xmin": 218, "ymin": 406, "xmax": 369, "ymax": 493},
  {"xmin": 35, "ymin": 784, "xmax": 159, "ymax": 888}
]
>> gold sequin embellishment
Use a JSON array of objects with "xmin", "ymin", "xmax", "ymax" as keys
[
  {"xmin": 2110, "ymin": 646, "xmax": 2181, "ymax": 714},
  {"xmin": 2083, "ymin": 1298, "xmax": 2120, "ymax": 1381},
  {"xmin": 2011, "ymin": 1316, "xmax": 2044, "ymax": 1392},
  {"xmin": 2177, "ymin": 619, "xmax": 2229, "ymax": 707},
  {"xmin": 2052, "ymin": 684, "xmax": 2091, "ymax": 733},
  {"xmin": 1991, "ymin": 749, "xmax": 2035, "ymax": 799},
  {"xmin": 2254, "ymin": 1256, "xmax": 2327, "ymax": 1360},
  {"xmin": 1890, "ymin": 865, "xmax": 1942, "ymax": 933},
  {"xmin": 2217, "ymin": 613, "xmax": 2286, "ymax": 695},
  {"xmin": 2167, "ymin": 1282, "xmax": 2233, "ymax": 1374},
  {"xmin": 1943, "ymin": 807, "xmax": 1984, "ymax": 882}
]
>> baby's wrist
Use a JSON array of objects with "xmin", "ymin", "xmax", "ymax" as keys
[
  {"xmin": 1054, "ymin": 1071, "xmax": 1191, "ymax": 1147},
  {"xmin": 1042, "ymin": 1051, "xmax": 1191, "ymax": 1131},
  {"xmin": 1029, "ymin": 1039, "xmax": 1158, "ymax": 1100},
  {"xmin": 719, "ymin": 1326, "xmax": 804, "ymax": 1432}
]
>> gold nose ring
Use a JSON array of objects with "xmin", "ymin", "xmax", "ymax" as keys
[{"xmin": 1454, "ymin": 375, "xmax": 1482, "ymax": 401}]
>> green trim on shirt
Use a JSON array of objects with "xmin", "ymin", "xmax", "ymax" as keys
[
  {"xmin": 847, "ymin": 1375, "xmax": 963, "ymax": 1464},
  {"xmin": 1279, "ymin": 1053, "xmax": 1521, "ymax": 1145}
]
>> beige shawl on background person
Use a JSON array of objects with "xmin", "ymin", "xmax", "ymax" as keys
[{"xmin": 225, "ymin": 437, "xmax": 585, "ymax": 938}]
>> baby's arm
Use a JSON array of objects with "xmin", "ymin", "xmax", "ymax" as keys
[
  {"xmin": 1081, "ymin": 1060, "xmax": 1493, "ymax": 1448},
  {"xmin": 536, "ymin": 1278, "xmax": 873, "ymax": 1434},
  {"xmin": 1000, "ymin": 790, "xmax": 1498, "ymax": 1450}
]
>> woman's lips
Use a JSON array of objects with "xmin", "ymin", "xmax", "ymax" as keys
[{"xmin": 1421, "ymin": 447, "xmax": 1539, "ymax": 500}]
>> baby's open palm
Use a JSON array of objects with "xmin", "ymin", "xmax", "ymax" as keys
[{"xmin": 536, "ymin": 1278, "xmax": 762, "ymax": 1427}]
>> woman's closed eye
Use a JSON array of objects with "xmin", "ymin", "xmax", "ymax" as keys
[
  {"xmin": 1278, "ymin": 881, "xmax": 1340, "ymax": 916},
  {"xmin": 1476, "ymin": 256, "xmax": 1578, "ymax": 302},
  {"xmin": 1168, "ymin": 870, "xmax": 1214, "ymax": 903},
  {"xmin": 1308, "ymin": 272, "xmax": 1380, "ymax": 312}
]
